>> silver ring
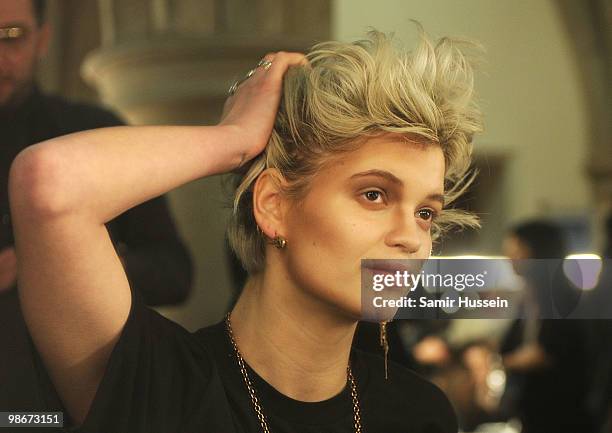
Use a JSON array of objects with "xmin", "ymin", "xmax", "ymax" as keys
[
  {"xmin": 228, "ymin": 58, "xmax": 273, "ymax": 96},
  {"xmin": 257, "ymin": 59, "xmax": 273, "ymax": 70},
  {"xmin": 228, "ymin": 81, "xmax": 239, "ymax": 96}
]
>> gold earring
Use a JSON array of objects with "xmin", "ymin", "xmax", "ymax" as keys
[
  {"xmin": 380, "ymin": 320, "xmax": 389, "ymax": 380},
  {"xmin": 257, "ymin": 226, "xmax": 287, "ymax": 249},
  {"xmin": 271, "ymin": 235, "xmax": 287, "ymax": 249}
]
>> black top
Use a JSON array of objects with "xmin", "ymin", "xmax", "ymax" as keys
[{"xmin": 68, "ymin": 286, "xmax": 458, "ymax": 433}]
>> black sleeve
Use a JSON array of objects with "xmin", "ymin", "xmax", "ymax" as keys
[
  {"xmin": 49, "ymin": 98, "xmax": 127, "ymax": 133},
  {"xmin": 67, "ymin": 286, "xmax": 233, "ymax": 433},
  {"xmin": 106, "ymin": 195, "xmax": 194, "ymax": 306}
]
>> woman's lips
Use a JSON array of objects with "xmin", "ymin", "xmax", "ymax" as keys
[{"xmin": 361, "ymin": 258, "xmax": 426, "ymax": 274}]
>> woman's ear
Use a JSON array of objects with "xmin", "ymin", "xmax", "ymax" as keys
[{"xmin": 252, "ymin": 168, "xmax": 289, "ymax": 239}]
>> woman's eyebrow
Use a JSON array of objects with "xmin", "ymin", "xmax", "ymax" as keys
[
  {"xmin": 349, "ymin": 170, "xmax": 445, "ymax": 206},
  {"xmin": 349, "ymin": 169, "xmax": 403, "ymax": 186}
]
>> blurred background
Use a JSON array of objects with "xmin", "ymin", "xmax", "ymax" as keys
[{"xmin": 25, "ymin": 1, "xmax": 611, "ymax": 431}]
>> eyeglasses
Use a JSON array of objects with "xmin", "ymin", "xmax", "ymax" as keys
[{"xmin": 0, "ymin": 26, "xmax": 28, "ymax": 41}]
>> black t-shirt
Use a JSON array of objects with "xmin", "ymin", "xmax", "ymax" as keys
[{"xmin": 67, "ymin": 286, "xmax": 458, "ymax": 433}]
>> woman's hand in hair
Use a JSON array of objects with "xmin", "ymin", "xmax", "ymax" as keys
[{"xmin": 219, "ymin": 52, "xmax": 308, "ymax": 169}]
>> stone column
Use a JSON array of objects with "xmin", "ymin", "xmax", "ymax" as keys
[{"xmin": 556, "ymin": 0, "xmax": 612, "ymax": 250}]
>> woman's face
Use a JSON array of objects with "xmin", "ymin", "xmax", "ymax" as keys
[{"xmin": 282, "ymin": 134, "xmax": 445, "ymax": 319}]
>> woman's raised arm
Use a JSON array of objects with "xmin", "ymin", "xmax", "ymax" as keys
[{"xmin": 8, "ymin": 52, "xmax": 306, "ymax": 425}]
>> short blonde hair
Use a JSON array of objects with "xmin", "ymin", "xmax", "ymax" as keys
[{"xmin": 226, "ymin": 27, "xmax": 483, "ymax": 274}]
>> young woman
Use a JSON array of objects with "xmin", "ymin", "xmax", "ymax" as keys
[{"xmin": 9, "ymin": 29, "xmax": 482, "ymax": 432}]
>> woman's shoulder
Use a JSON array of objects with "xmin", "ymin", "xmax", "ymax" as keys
[
  {"xmin": 353, "ymin": 348, "xmax": 458, "ymax": 432},
  {"xmin": 119, "ymin": 286, "xmax": 217, "ymax": 350},
  {"xmin": 67, "ymin": 296, "xmax": 236, "ymax": 432},
  {"xmin": 132, "ymin": 308, "xmax": 233, "ymax": 376}
]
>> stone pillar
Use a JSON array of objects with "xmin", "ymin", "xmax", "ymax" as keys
[
  {"xmin": 81, "ymin": 0, "xmax": 330, "ymax": 329},
  {"xmin": 82, "ymin": 0, "xmax": 330, "ymax": 125},
  {"xmin": 556, "ymin": 0, "xmax": 612, "ymax": 250}
]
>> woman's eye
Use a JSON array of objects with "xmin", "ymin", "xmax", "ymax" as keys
[
  {"xmin": 361, "ymin": 189, "xmax": 384, "ymax": 203},
  {"xmin": 417, "ymin": 209, "xmax": 436, "ymax": 221},
  {"xmin": 362, "ymin": 190, "xmax": 384, "ymax": 203},
  {"xmin": 364, "ymin": 191, "xmax": 380, "ymax": 201}
]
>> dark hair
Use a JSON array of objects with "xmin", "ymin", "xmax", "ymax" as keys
[
  {"xmin": 509, "ymin": 220, "xmax": 568, "ymax": 259},
  {"xmin": 32, "ymin": 0, "xmax": 46, "ymax": 26}
]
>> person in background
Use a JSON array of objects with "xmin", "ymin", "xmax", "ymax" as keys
[
  {"xmin": 500, "ymin": 220, "xmax": 595, "ymax": 433},
  {"xmin": 583, "ymin": 213, "xmax": 612, "ymax": 432},
  {"xmin": 601, "ymin": 214, "xmax": 612, "ymax": 432},
  {"xmin": 0, "ymin": 0, "xmax": 193, "ymax": 414}
]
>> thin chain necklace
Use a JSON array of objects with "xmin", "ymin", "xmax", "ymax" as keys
[{"xmin": 224, "ymin": 313, "xmax": 363, "ymax": 433}]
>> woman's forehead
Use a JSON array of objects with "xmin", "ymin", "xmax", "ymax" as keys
[{"xmin": 317, "ymin": 135, "xmax": 445, "ymax": 189}]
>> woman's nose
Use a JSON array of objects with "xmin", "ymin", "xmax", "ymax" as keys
[{"xmin": 384, "ymin": 214, "xmax": 422, "ymax": 255}]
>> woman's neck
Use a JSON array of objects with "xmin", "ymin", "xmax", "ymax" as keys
[{"xmin": 229, "ymin": 270, "xmax": 358, "ymax": 402}]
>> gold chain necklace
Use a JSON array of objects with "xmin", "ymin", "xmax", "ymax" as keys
[{"xmin": 224, "ymin": 313, "xmax": 363, "ymax": 433}]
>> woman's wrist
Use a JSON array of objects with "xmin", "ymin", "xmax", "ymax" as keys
[{"xmin": 211, "ymin": 124, "xmax": 263, "ymax": 174}]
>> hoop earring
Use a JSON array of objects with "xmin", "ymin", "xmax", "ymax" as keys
[{"xmin": 380, "ymin": 320, "xmax": 389, "ymax": 380}]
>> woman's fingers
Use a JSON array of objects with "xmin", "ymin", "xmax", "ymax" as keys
[
  {"xmin": 264, "ymin": 52, "xmax": 308, "ymax": 83},
  {"xmin": 230, "ymin": 51, "xmax": 307, "ymax": 97},
  {"xmin": 218, "ymin": 51, "xmax": 309, "ymax": 166},
  {"xmin": 227, "ymin": 53, "xmax": 276, "ymax": 97},
  {"xmin": 221, "ymin": 51, "xmax": 306, "ymax": 124}
]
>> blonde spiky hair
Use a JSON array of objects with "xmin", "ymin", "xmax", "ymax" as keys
[{"xmin": 226, "ymin": 26, "xmax": 483, "ymax": 274}]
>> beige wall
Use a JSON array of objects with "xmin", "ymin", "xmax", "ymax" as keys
[{"xmin": 334, "ymin": 0, "xmax": 593, "ymax": 251}]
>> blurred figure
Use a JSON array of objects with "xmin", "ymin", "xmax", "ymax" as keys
[
  {"xmin": 499, "ymin": 220, "xmax": 595, "ymax": 433},
  {"xmin": 601, "ymin": 214, "xmax": 612, "ymax": 432},
  {"xmin": 413, "ymin": 334, "xmax": 452, "ymax": 367},
  {"xmin": 605, "ymin": 213, "xmax": 612, "ymax": 258},
  {"xmin": 0, "ymin": 0, "xmax": 193, "ymax": 413},
  {"xmin": 583, "ymin": 213, "xmax": 612, "ymax": 432}
]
